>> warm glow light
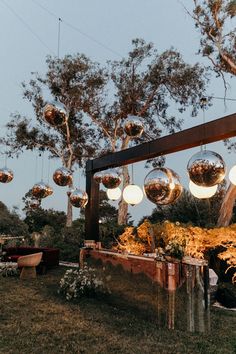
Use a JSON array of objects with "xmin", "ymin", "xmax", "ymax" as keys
[
  {"xmin": 123, "ymin": 184, "xmax": 143, "ymax": 205},
  {"xmin": 189, "ymin": 180, "xmax": 218, "ymax": 199},
  {"xmin": 229, "ymin": 165, "xmax": 236, "ymax": 185},
  {"xmin": 107, "ymin": 187, "xmax": 122, "ymax": 200}
]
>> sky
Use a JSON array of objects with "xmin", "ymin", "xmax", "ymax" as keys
[{"xmin": 0, "ymin": 0, "xmax": 235, "ymax": 224}]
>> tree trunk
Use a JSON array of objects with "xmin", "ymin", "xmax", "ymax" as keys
[
  {"xmin": 66, "ymin": 196, "xmax": 73, "ymax": 227},
  {"xmin": 217, "ymin": 183, "xmax": 236, "ymax": 227},
  {"xmin": 118, "ymin": 165, "xmax": 130, "ymax": 225}
]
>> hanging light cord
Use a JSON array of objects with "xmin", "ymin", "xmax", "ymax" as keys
[{"xmin": 0, "ymin": 0, "xmax": 55, "ymax": 55}]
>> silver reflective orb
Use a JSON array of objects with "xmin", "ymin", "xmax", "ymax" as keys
[
  {"xmin": 0, "ymin": 167, "xmax": 14, "ymax": 183},
  {"xmin": 93, "ymin": 171, "xmax": 104, "ymax": 184},
  {"xmin": 102, "ymin": 170, "xmax": 122, "ymax": 189},
  {"xmin": 144, "ymin": 167, "xmax": 183, "ymax": 205},
  {"xmin": 32, "ymin": 182, "xmax": 53, "ymax": 199},
  {"xmin": 67, "ymin": 187, "xmax": 75, "ymax": 197},
  {"xmin": 124, "ymin": 115, "xmax": 144, "ymax": 137},
  {"xmin": 29, "ymin": 198, "xmax": 41, "ymax": 209},
  {"xmin": 43, "ymin": 101, "xmax": 68, "ymax": 126},
  {"xmin": 53, "ymin": 167, "xmax": 73, "ymax": 186},
  {"xmin": 187, "ymin": 150, "xmax": 226, "ymax": 187},
  {"xmin": 69, "ymin": 189, "xmax": 88, "ymax": 208}
]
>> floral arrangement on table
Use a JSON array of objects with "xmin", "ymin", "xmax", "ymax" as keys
[
  {"xmin": 0, "ymin": 262, "xmax": 19, "ymax": 277},
  {"xmin": 115, "ymin": 220, "xmax": 236, "ymax": 282},
  {"xmin": 58, "ymin": 265, "xmax": 107, "ymax": 301}
]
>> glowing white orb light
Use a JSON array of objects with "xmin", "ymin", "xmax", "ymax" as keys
[
  {"xmin": 123, "ymin": 184, "xmax": 143, "ymax": 205},
  {"xmin": 189, "ymin": 180, "xmax": 218, "ymax": 199},
  {"xmin": 229, "ymin": 165, "xmax": 236, "ymax": 185},
  {"xmin": 107, "ymin": 187, "xmax": 122, "ymax": 201}
]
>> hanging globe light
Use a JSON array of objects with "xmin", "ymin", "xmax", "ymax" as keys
[
  {"xmin": 189, "ymin": 180, "xmax": 218, "ymax": 199},
  {"xmin": 229, "ymin": 165, "xmax": 236, "ymax": 185},
  {"xmin": 102, "ymin": 170, "xmax": 122, "ymax": 189},
  {"xmin": 107, "ymin": 187, "xmax": 121, "ymax": 201},
  {"xmin": 0, "ymin": 167, "xmax": 14, "ymax": 183},
  {"xmin": 43, "ymin": 101, "xmax": 68, "ymax": 126},
  {"xmin": 144, "ymin": 167, "xmax": 183, "ymax": 205},
  {"xmin": 187, "ymin": 150, "xmax": 226, "ymax": 187},
  {"xmin": 93, "ymin": 171, "xmax": 104, "ymax": 184},
  {"xmin": 32, "ymin": 182, "xmax": 53, "ymax": 199},
  {"xmin": 53, "ymin": 167, "xmax": 73, "ymax": 186},
  {"xmin": 123, "ymin": 115, "xmax": 144, "ymax": 137},
  {"xmin": 70, "ymin": 189, "xmax": 88, "ymax": 208},
  {"xmin": 29, "ymin": 198, "xmax": 41, "ymax": 209},
  {"xmin": 123, "ymin": 184, "xmax": 143, "ymax": 205}
]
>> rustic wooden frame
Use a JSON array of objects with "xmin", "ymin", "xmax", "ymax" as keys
[{"xmin": 85, "ymin": 113, "xmax": 236, "ymax": 241}]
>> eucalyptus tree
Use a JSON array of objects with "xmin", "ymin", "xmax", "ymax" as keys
[
  {"xmin": 2, "ymin": 39, "xmax": 208, "ymax": 226},
  {"xmin": 191, "ymin": 0, "xmax": 236, "ymax": 77},
  {"xmin": 190, "ymin": 1, "xmax": 236, "ymax": 226}
]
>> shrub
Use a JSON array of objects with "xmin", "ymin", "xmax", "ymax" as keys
[{"xmin": 58, "ymin": 265, "xmax": 107, "ymax": 301}]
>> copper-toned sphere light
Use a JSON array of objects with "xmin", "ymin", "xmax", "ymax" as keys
[
  {"xmin": 32, "ymin": 182, "xmax": 53, "ymax": 199},
  {"xmin": 187, "ymin": 150, "xmax": 226, "ymax": 187},
  {"xmin": 124, "ymin": 115, "xmax": 144, "ymax": 137},
  {"xmin": 69, "ymin": 189, "xmax": 88, "ymax": 208},
  {"xmin": 53, "ymin": 167, "xmax": 73, "ymax": 186},
  {"xmin": 0, "ymin": 167, "xmax": 14, "ymax": 183},
  {"xmin": 102, "ymin": 170, "xmax": 122, "ymax": 189},
  {"xmin": 144, "ymin": 167, "xmax": 183, "ymax": 205},
  {"xmin": 43, "ymin": 101, "xmax": 68, "ymax": 127}
]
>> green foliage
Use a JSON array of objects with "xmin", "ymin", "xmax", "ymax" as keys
[
  {"xmin": 24, "ymin": 208, "xmax": 66, "ymax": 233},
  {"xmin": 192, "ymin": 0, "xmax": 236, "ymax": 76},
  {"xmin": 0, "ymin": 201, "xmax": 28, "ymax": 236},
  {"xmin": 58, "ymin": 265, "xmax": 107, "ymax": 301},
  {"xmin": 140, "ymin": 186, "xmax": 225, "ymax": 227}
]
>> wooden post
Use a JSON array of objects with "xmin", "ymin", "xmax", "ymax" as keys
[{"xmin": 85, "ymin": 160, "xmax": 100, "ymax": 241}]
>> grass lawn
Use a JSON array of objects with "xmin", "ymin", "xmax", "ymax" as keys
[{"xmin": 0, "ymin": 266, "xmax": 236, "ymax": 354}]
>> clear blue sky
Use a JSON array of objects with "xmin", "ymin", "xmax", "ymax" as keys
[{"xmin": 0, "ymin": 0, "xmax": 235, "ymax": 224}]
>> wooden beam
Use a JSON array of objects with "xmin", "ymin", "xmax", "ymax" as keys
[{"xmin": 87, "ymin": 113, "xmax": 236, "ymax": 172}]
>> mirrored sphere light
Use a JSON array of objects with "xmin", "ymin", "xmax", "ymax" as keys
[
  {"xmin": 187, "ymin": 150, "xmax": 226, "ymax": 187},
  {"xmin": 123, "ymin": 184, "xmax": 143, "ymax": 205},
  {"xmin": 93, "ymin": 171, "xmax": 104, "ymax": 184},
  {"xmin": 0, "ymin": 167, "xmax": 14, "ymax": 183},
  {"xmin": 124, "ymin": 115, "xmax": 144, "ymax": 137},
  {"xmin": 229, "ymin": 165, "xmax": 236, "ymax": 185},
  {"xmin": 32, "ymin": 182, "xmax": 53, "ymax": 199},
  {"xmin": 102, "ymin": 170, "xmax": 122, "ymax": 189},
  {"xmin": 189, "ymin": 180, "xmax": 218, "ymax": 199},
  {"xmin": 29, "ymin": 198, "xmax": 41, "ymax": 209},
  {"xmin": 70, "ymin": 189, "xmax": 88, "ymax": 208},
  {"xmin": 144, "ymin": 167, "xmax": 183, "ymax": 205},
  {"xmin": 107, "ymin": 187, "xmax": 122, "ymax": 201},
  {"xmin": 53, "ymin": 167, "xmax": 73, "ymax": 186},
  {"xmin": 43, "ymin": 101, "xmax": 68, "ymax": 127}
]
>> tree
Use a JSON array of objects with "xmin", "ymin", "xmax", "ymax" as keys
[
  {"xmin": 191, "ymin": 0, "xmax": 236, "ymax": 77},
  {"xmin": 190, "ymin": 1, "xmax": 236, "ymax": 226},
  {"xmin": 140, "ymin": 186, "xmax": 226, "ymax": 227},
  {"xmin": 0, "ymin": 201, "xmax": 28, "ymax": 236},
  {"xmin": 2, "ymin": 39, "xmax": 208, "ymax": 225}
]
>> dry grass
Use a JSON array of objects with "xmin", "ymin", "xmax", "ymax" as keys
[{"xmin": 0, "ymin": 266, "xmax": 236, "ymax": 354}]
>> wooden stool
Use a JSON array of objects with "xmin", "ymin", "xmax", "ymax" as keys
[{"xmin": 17, "ymin": 252, "xmax": 43, "ymax": 279}]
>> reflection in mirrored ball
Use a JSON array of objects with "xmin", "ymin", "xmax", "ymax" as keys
[
  {"xmin": 0, "ymin": 167, "xmax": 14, "ymax": 183},
  {"xmin": 187, "ymin": 150, "xmax": 226, "ymax": 187},
  {"xmin": 43, "ymin": 101, "xmax": 68, "ymax": 126},
  {"xmin": 144, "ymin": 167, "xmax": 183, "ymax": 205},
  {"xmin": 29, "ymin": 198, "xmax": 41, "ymax": 209},
  {"xmin": 69, "ymin": 189, "xmax": 88, "ymax": 208},
  {"xmin": 93, "ymin": 171, "xmax": 104, "ymax": 184},
  {"xmin": 32, "ymin": 182, "xmax": 53, "ymax": 199},
  {"xmin": 53, "ymin": 167, "xmax": 73, "ymax": 186},
  {"xmin": 102, "ymin": 170, "xmax": 122, "ymax": 189},
  {"xmin": 124, "ymin": 115, "xmax": 144, "ymax": 137}
]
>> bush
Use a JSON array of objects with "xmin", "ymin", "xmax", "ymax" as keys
[{"xmin": 58, "ymin": 265, "xmax": 107, "ymax": 301}]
